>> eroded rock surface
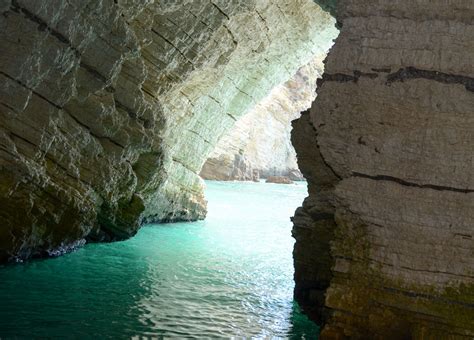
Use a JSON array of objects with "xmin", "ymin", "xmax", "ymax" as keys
[
  {"xmin": 200, "ymin": 56, "xmax": 325, "ymax": 181},
  {"xmin": 0, "ymin": 0, "xmax": 336, "ymax": 261},
  {"xmin": 293, "ymin": 1, "xmax": 474, "ymax": 338}
]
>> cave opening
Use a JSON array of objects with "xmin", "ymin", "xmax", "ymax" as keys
[
  {"xmin": 1, "ymin": 0, "xmax": 473, "ymax": 338},
  {"xmin": 0, "ymin": 0, "xmax": 341, "ymax": 338}
]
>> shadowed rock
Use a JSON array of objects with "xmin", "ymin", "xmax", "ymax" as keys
[{"xmin": 293, "ymin": 1, "xmax": 474, "ymax": 338}]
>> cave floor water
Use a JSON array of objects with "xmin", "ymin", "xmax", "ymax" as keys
[{"xmin": 0, "ymin": 180, "xmax": 318, "ymax": 338}]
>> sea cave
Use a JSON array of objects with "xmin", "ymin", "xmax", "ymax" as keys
[{"xmin": 0, "ymin": 0, "xmax": 473, "ymax": 338}]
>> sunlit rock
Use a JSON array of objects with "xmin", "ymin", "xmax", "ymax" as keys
[{"xmin": 200, "ymin": 56, "xmax": 325, "ymax": 181}]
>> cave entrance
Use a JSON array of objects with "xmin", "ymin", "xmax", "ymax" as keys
[
  {"xmin": 188, "ymin": 48, "xmax": 335, "ymax": 336},
  {"xmin": 184, "ymin": 2, "xmax": 340, "ymax": 335},
  {"xmin": 199, "ymin": 55, "xmax": 324, "ymax": 183},
  {"xmin": 0, "ymin": 0, "xmax": 340, "ymax": 338}
]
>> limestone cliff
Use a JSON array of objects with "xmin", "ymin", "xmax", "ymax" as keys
[
  {"xmin": 292, "ymin": 1, "xmax": 474, "ymax": 338},
  {"xmin": 200, "ymin": 55, "xmax": 325, "ymax": 181},
  {"xmin": 0, "ymin": 0, "xmax": 336, "ymax": 261},
  {"xmin": 1, "ymin": 0, "xmax": 473, "ymax": 338}
]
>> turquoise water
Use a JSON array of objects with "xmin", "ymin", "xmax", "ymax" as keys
[{"xmin": 0, "ymin": 181, "xmax": 318, "ymax": 338}]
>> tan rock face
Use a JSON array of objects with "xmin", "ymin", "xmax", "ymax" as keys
[
  {"xmin": 292, "ymin": 0, "xmax": 474, "ymax": 338},
  {"xmin": 200, "ymin": 55, "xmax": 326, "ymax": 181},
  {"xmin": 265, "ymin": 176, "xmax": 293, "ymax": 184},
  {"xmin": 0, "ymin": 0, "xmax": 336, "ymax": 261}
]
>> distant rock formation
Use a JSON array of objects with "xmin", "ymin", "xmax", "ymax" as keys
[
  {"xmin": 288, "ymin": 169, "xmax": 304, "ymax": 181},
  {"xmin": 265, "ymin": 176, "xmax": 293, "ymax": 184},
  {"xmin": 200, "ymin": 56, "xmax": 324, "ymax": 181}
]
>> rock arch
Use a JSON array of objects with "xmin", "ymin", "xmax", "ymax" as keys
[
  {"xmin": 0, "ymin": 0, "xmax": 336, "ymax": 259},
  {"xmin": 0, "ymin": 0, "xmax": 473, "ymax": 338}
]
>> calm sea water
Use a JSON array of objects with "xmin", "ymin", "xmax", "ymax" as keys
[{"xmin": 0, "ymin": 180, "xmax": 318, "ymax": 338}]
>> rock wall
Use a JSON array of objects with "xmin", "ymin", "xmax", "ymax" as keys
[
  {"xmin": 0, "ymin": 0, "xmax": 337, "ymax": 261},
  {"xmin": 293, "ymin": 1, "xmax": 474, "ymax": 338},
  {"xmin": 200, "ymin": 55, "xmax": 325, "ymax": 181},
  {"xmin": 2, "ymin": 0, "xmax": 472, "ymax": 338}
]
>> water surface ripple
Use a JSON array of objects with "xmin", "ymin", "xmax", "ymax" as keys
[{"xmin": 0, "ymin": 181, "xmax": 318, "ymax": 338}]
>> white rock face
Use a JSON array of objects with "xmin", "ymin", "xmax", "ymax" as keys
[{"xmin": 200, "ymin": 55, "xmax": 326, "ymax": 181}]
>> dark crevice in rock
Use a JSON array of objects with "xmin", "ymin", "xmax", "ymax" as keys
[
  {"xmin": 222, "ymin": 24, "xmax": 238, "ymax": 46},
  {"xmin": 210, "ymin": 2, "xmax": 230, "ymax": 21},
  {"xmin": 225, "ymin": 76, "xmax": 254, "ymax": 100},
  {"xmin": 254, "ymin": 10, "xmax": 269, "ymax": 33},
  {"xmin": 0, "ymin": 101, "xmax": 17, "ymax": 113},
  {"xmin": 316, "ymin": 70, "xmax": 378, "ymax": 87},
  {"xmin": 0, "ymin": 71, "xmax": 63, "ymax": 110},
  {"xmin": 352, "ymin": 171, "xmax": 474, "ymax": 194},
  {"xmin": 305, "ymin": 112, "xmax": 342, "ymax": 181},
  {"xmin": 79, "ymin": 62, "xmax": 108, "ymax": 84},
  {"xmin": 150, "ymin": 28, "xmax": 193, "ymax": 64},
  {"xmin": 172, "ymin": 157, "xmax": 196, "ymax": 174},
  {"xmin": 114, "ymin": 98, "xmax": 138, "ymax": 119},
  {"xmin": 226, "ymin": 112, "xmax": 237, "ymax": 121},
  {"xmin": 386, "ymin": 67, "xmax": 474, "ymax": 92},
  {"xmin": 63, "ymin": 108, "xmax": 126, "ymax": 149},
  {"xmin": 371, "ymin": 67, "xmax": 391, "ymax": 73},
  {"xmin": 306, "ymin": 212, "xmax": 335, "ymax": 222},
  {"xmin": 380, "ymin": 286, "xmax": 474, "ymax": 308},
  {"xmin": 10, "ymin": 0, "xmax": 80, "ymax": 57},
  {"xmin": 315, "ymin": 67, "xmax": 474, "ymax": 93},
  {"xmin": 188, "ymin": 129, "xmax": 211, "ymax": 145},
  {"xmin": 43, "ymin": 154, "xmax": 82, "ymax": 182},
  {"xmin": 8, "ymin": 131, "xmax": 38, "ymax": 148},
  {"xmin": 335, "ymin": 254, "xmax": 474, "ymax": 280}
]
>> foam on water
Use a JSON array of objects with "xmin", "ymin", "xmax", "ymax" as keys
[{"xmin": 0, "ymin": 180, "xmax": 318, "ymax": 338}]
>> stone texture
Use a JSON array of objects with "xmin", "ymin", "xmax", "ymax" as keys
[
  {"xmin": 0, "ymin": 0, "xmax": 336, "ymax": 261},
  {"xmin": 265, "ymin": 176, "xmax": 293, "ymax": 184},
  {"xmin": 1, "ymin": 0, "xmax": 473, "ymax": 338},
  {"xmin": 200, "ymin": 55, "xmax": 325, "ymax": 181},
  {"xmin": 292, "ymin": 1, "xmax": 474, "ymax": 338}
]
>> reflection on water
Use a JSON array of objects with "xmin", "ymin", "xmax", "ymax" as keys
[{"xmin": 0, "ymin": 180, "xmax": 318, "ymax": 338}]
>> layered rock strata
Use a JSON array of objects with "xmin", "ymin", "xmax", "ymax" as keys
[
  {"xmin": 200, "ymin": 56, "xmax": 325, "ymax": 181},
  {"xmin": 293, "ymin": 1, "xmax": 474, "ymax": 338},
  {"xmin": 0, "ymin": 0, "xmax": 336, "ymax": 261}
]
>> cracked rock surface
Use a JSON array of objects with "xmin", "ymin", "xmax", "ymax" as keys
[
  {"xmin": 0, "ymin": 0, "xmax": 336, "ymax": 261},
  {"xmin": 292, "ymin": 0, "xmax": 474, "ymax": 338}
]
